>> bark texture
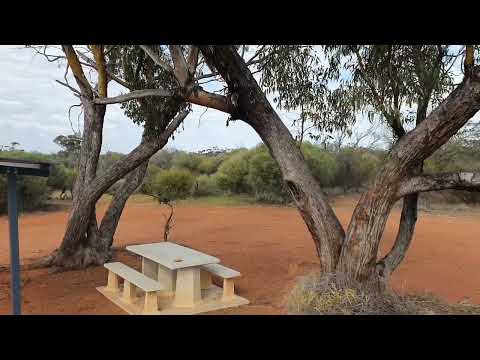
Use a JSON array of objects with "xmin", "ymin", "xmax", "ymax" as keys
[
  {"xmin": 49, "ymin": 101, "xmax": 187, "ymax": 268},
  {"xmin": 337, "ymin": 69, "xmax": 480, "ymax": 288},
  {"xmin": 199, "ymin": 45, "xmax": 480, "ymax": 289},
  {"xmin": 199, "ymin": 45, "xmax": 345, "ymax": 272},
  {"xmin": 98, "ymin": 161, "xmax": 149, "ymax": 247}
]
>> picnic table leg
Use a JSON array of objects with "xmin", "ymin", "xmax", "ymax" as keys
[
  {"xmin": 122, "ymin": 281, "xmax": 136, "ymax": 304},
  {"xmin": 222, "ymin": 279, "xmax": 235, "ymax": 302},
  {"xmin": 157, "ymin": 264, "xmax": 176, "ymax": 297},
  {"xmin": 107, "ymin": 271, "xmax": 119, "ymax": 292},
  {"xmin": 144, "ymin": 292, "xmax": 158, "ymax": 314},
  {"xmin": 142, "ymin": 258, "xmax": 158, "ymax": 280},
  {"xmin": 200, "ymin": 270, "xmax": 212, "ymax": 290},
  {"xmin": 174, "ymin": 267, "xmax": 202, "ymax": 308}
]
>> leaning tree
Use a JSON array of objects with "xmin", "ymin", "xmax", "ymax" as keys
[
  {"xmin": 91, "ymin": 45, "xmax": 480, "ymax": 291},
  {"xmin": 31, "ymin": 45, "xmax": 190, "ymax": 268}
]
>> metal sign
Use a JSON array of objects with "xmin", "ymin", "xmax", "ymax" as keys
[{"xmin": 1, "ymin": 158, "xmax": 51, "ymax": 315}]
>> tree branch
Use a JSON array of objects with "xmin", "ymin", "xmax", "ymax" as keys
[
  {"xmin": 397, "ymin": 172, "xmax": 480, "ymax": 198},
  {"xmin": 61, "ymin": 45, "xmax": 93, "ymax": 97},
  {"xmin": 169, "ymin": 45, "xmax": 189, "ymax": 86},
  {"xmin": 91, "ymin": 45, "xmax": 107, "ymax": 97},
  {"xmin": 76, "ymin": 49, "xmax": 133, "ymax": 90},
  {"xmin": 139, "ymin": 45, "xmax": 174, "ymax": 74},
  {"xmin": 93, "ymin": 88, "xmax": 173, "ymax": 104},
  {"xmin": 187, "ymin": 46, "xmax": 199, "ymax": 76}
]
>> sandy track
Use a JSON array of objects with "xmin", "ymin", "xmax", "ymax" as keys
[{"xmin": 0, "ymin": 197, "xmax": 479, "ymax": 314}]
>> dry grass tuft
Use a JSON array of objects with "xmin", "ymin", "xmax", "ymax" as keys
[{"xmin": 287, "ymin": 272, "xmax": 480, "ymax": 315}]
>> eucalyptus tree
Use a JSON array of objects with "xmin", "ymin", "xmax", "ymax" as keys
[
  {"xmin": 31, "ymin": 45, "xmax": 189, "ymax": 268},
  {"xmin": 92, "ymin": 44, "xmax": 480, "ymax": 290}
]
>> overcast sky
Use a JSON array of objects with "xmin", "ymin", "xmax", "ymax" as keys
[
  {"xmin": 2, "ymin": 45, "xmax": 467, "ymax": 155},
  {"xmin": 0, "ymin": 45, "xmax": 310, "ymax": 154}
]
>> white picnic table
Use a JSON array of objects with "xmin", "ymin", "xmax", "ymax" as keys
[{"xmin": 126, "ymin": 242, "xmax": 220, "ymax": 308}]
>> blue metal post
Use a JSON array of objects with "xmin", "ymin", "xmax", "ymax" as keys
[{"xmin": 7, "ymin": 168, "xmax": 21, "ymax": 315}]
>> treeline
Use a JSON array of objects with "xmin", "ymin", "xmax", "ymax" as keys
[
  {"xmin": 141, "ymin": 143, "xmax": 385, "ymax": 203},
  {"xmin": 2, "ymin": 138, "xmax": 480, "ymax": 214}
]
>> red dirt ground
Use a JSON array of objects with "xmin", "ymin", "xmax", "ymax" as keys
[{"xmin": 1, "ymin": 196, "xmax": 479, "ymax": 314}]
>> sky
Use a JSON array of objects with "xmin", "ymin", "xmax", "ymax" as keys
[
  {"xmin": 1, "ymin": 45, "xmax": 468, "ymax": 155},
  {"xmin": 0, "ymin": 45, "xmax": 294, "ymax": 154}
]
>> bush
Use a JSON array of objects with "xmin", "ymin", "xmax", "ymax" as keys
[
  {"xmin": 246, "ymin": 146, "xmax": 288, "ymax": 202},
  {"xmin": 47, "ymin": 163, "xmax": 69, "ymax": 190},
  {"xmin": 193, "ymin": 175, "xmax": 220, "ymax": 196},
  {"xmin": 302, "ymin": 143, "xmax": 339, "ymax": 188},
  {"xmin": 197, "ymin": 155, "xmax": 225, "ymax": 175},
  {"xmin": 149, "ymin": 168, "xmax": 195, "ymax": 201},
  {"xmin": 141, "ymin": 163, "xmax": 162, "ymax": 194},
  {"xmin": 215, "ymin": 150, "xmax": 251, "ymax": 193},
  {"xmin": 171, "ymin": 152, "xmax": 202, "ymax": 173},
  {"xmin": 0, "ymin": 151, "xmax": 51, "ymax": 213}
]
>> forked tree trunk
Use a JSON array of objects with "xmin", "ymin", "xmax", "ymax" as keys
[
  {"xmin": 48, "ymin": 102, "xmax": 186, "ymax": 268},
  {"xmin": 97, "ymin": 161, "xmax": 149, "ymax": 247},
  {"xmin": 337, "ymin": 73, "xmax": 480, "ymax": 289},
  {"xmin": 200, "ymin": 46, "xmax": 480, "ymax": 289},
  {"xmin": 199, "ymin": 45, "xmax": 345, "ymax": 272}
]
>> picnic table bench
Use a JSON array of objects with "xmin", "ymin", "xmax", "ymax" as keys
[
  {"xmin": 200, "ymin": 263, "xmax": 241, "ymax": 301},
  {"xmin": 98, "ymin": 242, "xmax": 249, "ymax": 315},
  {"xmin": 105, "ymin": 262, "xmax": 164, "ymax": 313}
]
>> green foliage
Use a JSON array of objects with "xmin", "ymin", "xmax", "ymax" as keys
[
  {"xmin": 141, "ymin": 163, "xmax": 162, "ymax": 194},
  {"xmin": 0, "ymin": 176, "xmax": 49, "ymax": 214},
  {"xmin": 246, "ymin": 146, "xmax": 288, "ymax": 203},
  {"xmin": 197, "ymin": 155, "xmax": 225, "ymax": 175},
  {"xmin": 47, "ymin": 163, "xmax": 69, "ymax": 190},
  {"xmin": 193, "ymin": 175, "xmax": 219, "ymax": 197},
  {"xmin": 172, "ymin": 152, "xmax": 203, "ymax": 173},
  {"xmin": 301, "ymin": 143, "xmax": 338, "ymax": 187},
  {"xmin": 215, "ymin": 150, "xmax": 251, "ymax": 193},
  {"xmin": 149, "ymin": 168, "xmax": 195, "ymax": 201},
  {"xmin": 335, "ymin": 148, "xmax": 382, "ymax": 192}
]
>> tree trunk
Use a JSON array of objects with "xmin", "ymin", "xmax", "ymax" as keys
[
  {"xmin": 337, "ymin": 72, "xmax": 480, "ymax": 289},
  {"xmin": 200, "ymin": 46, "xmax": 480, "ymax": 289},
  {"xmin": 199, "ymin": 45, "xmax": 345, "ymax": 272},
  {"xmin": 49, "ymin": 102, "xmax": 186, "ymax": 268},
  {"xmin": 98, "ymin": 161, "xmax": 148, "ymax": 247}
]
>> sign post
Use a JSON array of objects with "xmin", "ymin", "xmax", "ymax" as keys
[
  {"xmin": 0, "ymin": 157, "xmax": 51, "ymax": 315},
  {"xmin": 7, "ymin": 168, "xmax": 21, "ymax": 315}
]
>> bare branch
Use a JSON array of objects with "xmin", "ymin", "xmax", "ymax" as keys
[
  {"xmin": 76, "ymin": 50, "xmax": 133, "ymax": 90},
  {"xmin": 397, "ymin": 172, "xmax": 480, "ymax": 198},
  {"xmin": 187, "ymin": 46, "xmax": 200, "ymax": 76},
  {"xmin": 56, "ymin": 80, "xmax": 81, "ymax": 95},
  {"xmin": 140, "ymin": 45, "xmax": 174, "ymax": 74},
  {"xmin": 169, "ymin": 45, "xmax": 189, "ymax": 85},
  {"xmin": 91, "ymin": 45, "xmax": 108, "ymax": 97},
  {"xmin": 94, "ymin": 88, "xmax": 172, "ymax": 105},
  {"xmin": 61, "ymin": 45, "xmax": 93, "ymax": 97}
]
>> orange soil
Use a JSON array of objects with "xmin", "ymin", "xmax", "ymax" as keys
[{"xmin": 0, "ymin": 196, "xmax": 479, "ymax": 314}]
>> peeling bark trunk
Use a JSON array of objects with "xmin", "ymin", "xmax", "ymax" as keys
[
  {"xmin": 50, "ymin": 101, "xmax": 186, "ymax": 268},
  {"xmin": 337, "ymin": 71, "xmax": 480, "ymax": 289},
  {"xmin": 98, "ymin": 161, "xmax": 148, "ymax": 247},
  {"xmin": 199, "ymin": 45, "xmax": 345, "ymax": 272},
  {"xmin": 199, "ymin": 46, "xmax": 480, "ymax": 291}
]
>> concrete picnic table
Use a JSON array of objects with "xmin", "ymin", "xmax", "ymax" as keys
[{"xmin": 126, "ymin": 242, "xmax": 220, "ymax": 308}]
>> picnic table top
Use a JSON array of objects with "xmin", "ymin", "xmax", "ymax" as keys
[{"xmin": 126, "ymin": 242, "xmax": 220, "ymax": 270}]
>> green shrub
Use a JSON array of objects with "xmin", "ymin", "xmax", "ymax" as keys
[
  {"xmin": 197, "ymin": 155, "xmax": 225, "ymax": 175},
  {"xmin": 141, "ymin": 163, "xmax": 163, "ymax": 194},
  {"xmin": 193, "ymin": 175, "xmax": 220, "ymax": 196},
  {"xmin": 150, "ymin": 168, "xmax": 195, "ymax": 201},
  {"xmin": 47, "ymin": 163, "xmax": 69, "ymax": 190},
  {"xmin": 246, "ymin": 146, "xmax": 288, "ymax": 202},
  {"xmin": 215, "ymin": 150, "xmax": 251, "ymax": 193},
  {"xmin": 171, "ymin": 152, "xmax": 202, "ymax": 173},
  {"xmin": 301, "ymin": 143, "xmax": 338, "ymax": 187}
]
